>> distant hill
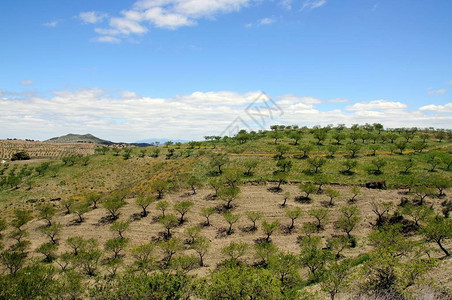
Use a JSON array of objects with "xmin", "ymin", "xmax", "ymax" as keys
[
  {"xmin": 46, "ymin": 134, "xmax": 114, "ymax": 145},
  {"xmin": 135, "ymin": 138, "xmax": 189, "ymax": 145}
]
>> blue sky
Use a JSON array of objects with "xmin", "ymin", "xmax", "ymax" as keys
[{"xmin": 1, "ymin": 0, "xmax": 451, "ymax": 142}]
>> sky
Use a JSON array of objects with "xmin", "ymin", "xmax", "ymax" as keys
[{"xmin": 1, "ymin": 0, "xmax": 451, "ymax": 142}]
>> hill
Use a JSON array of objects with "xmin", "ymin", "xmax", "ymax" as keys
[{"xmin": 46, "ymin": 133, "xmax": 114, "ymax": 145}]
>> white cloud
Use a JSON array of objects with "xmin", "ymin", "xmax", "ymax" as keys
[
  {"xmin": 280, "ymin": 0, "xmax": 293, "ymax": 9},
  {"xmin": 79, "ymin": 11, "xmax": 108, "ymax": 24},
  {"xmin": 92, "ymin": 0, "xmax": 252, "ymax": 41},
  {"xmin": 43, "ymin": 21, "xmax": 58, "ymax": 27},
  {"xmin": 259, "ymin": 17, "xmax": 275, "ymax": 25},
  {"xmin": 301, "ymin": 0, "xmax": 327, "ymax": 10},
  {"xmin": 19, "ymin": 80, "xmax": 34, "ymax": 85},
  {"xmin": 328, "ymin": 98, "xmax": 349, "ymax": 103},
  {"xmin": 419, "ymin": 103, "xmax": 452, "ymax": 113},
  {"xmin": 94, "ymin": 36, "xmax": 121, "ymax": 43},
  {"xmin": 1, "ymin": 88, "xmax": 451, "ymax": 142},
  {"xmin": 346, "ymin": 100, "xmax": 407, "ymax": 111},
  {"xmin": 427, "ymin": 88, "xmax": 447, "ymax": 95}
]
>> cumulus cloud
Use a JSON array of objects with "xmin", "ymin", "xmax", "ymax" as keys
[
  {"xmin": 346, "ymin": 100, "xmax": 407, "ymax": 111},
  {"xmin": 91, "ymin": 0, "xmax": 252, "ymax": 41},
  {"xmin": 427, "ymin": 88, "xmax": 447, "ymax": 95},
  {"xmin": 1, "ymin": 88, "xmax": 451, "ymax": 142},
  {"xmin": 19, "ymin": 80, "xmax": 34, "ymax": 85},
  {"xmin": 419, "ymin": 103, "xmax": 452, "ymax": 113},
  {"xmin": 79, "ymin": 11, "xmax": 108, "ymax": 24}
]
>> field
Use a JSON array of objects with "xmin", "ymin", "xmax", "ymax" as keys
[
  {"xmin": 1, "ymin": 125, "xmax": 452, "ymax": 299},
  {"xmin": 0, "ymin": 140, "xmax": 95, "ymax": 160}
]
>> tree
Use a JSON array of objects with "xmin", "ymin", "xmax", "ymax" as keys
[
  {"xmin": 399, "ymin": 203, "xmax": 433, "ymax": 227},
  {"xmin": 174, "ymin": 201, "xmax": 194, "ymax": 224},
  {"xmin": 243, "ymin": 159, "xmax": 259, "ymax": 176},
  {"xmin": 203, "ymin": 265, "xmax": 282, "ymax": 299},
  {"xmin": 37, "ymin": 203, "xmax": 56, "ymax": 226},
  {"xmin": 187, "ymin": 175, "xmax": 202, "ymax": 194},
  {"xmin": 223, "ymin": 211, "xmax": 240, "ymax": 235},
  {"xmin": 156, "ymin": 200, "xmax": 170, "ymax": 217},
  {"xmin": 429, "ymin": 174, "xmax": 451, "ymax": 197},
  {"xmin": 326, "ymin": 236, "xmax": 349, "ymax": 259},
  {"xmin": 11, "ymin": 151, "xmax": 31, "ymax": 161},
  {"xmin": 122, "ymin": 148, "xmax": 132, "ymax": 160},
  {"xmin": 221, "ymin": 242, "xmax": 248, "ymax": 263},
  {"xmin": 246, "ymin": 211, "xmax": 262, "ymax": 231},
  {"xmin": 441, "ymin": 154, "xmax": 452, "ymax": 170},
  {"xmin": 218, "ymin": 185, "xmax": 240, "ymax": 209},
  {"xmin": 0, "ymin": 251, "xmax": 27, "ymax": 274},
  {"xmin": 254, "ymin": 241, "xmax": 278, "ymax": 266},
  {"xmin": 135, "ymin": 195, "xmax": 156, "ymax": 217},
  {"xmin": 200, "ymin": 207, "xmax": 216, "ymax": 226},
  {"xmin": 370, "ymin": 157, "xmax": 387, "ymax": 175},
  {"xmin": 289, "ymin": 131, "xmax": 303, "ymax": 145},
  {"xmin": 268, "ymin": 252, "xmax": 302, "ymax": 294},
  {"xmin": 422, "ymin": 216, "xmax": 452, "ymax": 256},
  {"xmin": 341, "ymin": 159, "xmax": 358, "ymax": 174},
  {"xmin": 327, "ymin": 145, "xmax": 339, "ymax": 158},
  {"xmin": 35, "ymin": 162, "xmax": 50, "ymax": 176},
  {"xmin": 276, "ymin": 159, "xmax": 293, "ymax": 173},
  {"xmin": 400, "ymin": 157, "xmax": 414, "ymax": 174},
  {"xmin": 313, "ymin": 128, "xmax": 328, "ymax": 145},
  {"xmin": 269, "ymin": 131, "xmax": 282, "ymax": 144},
  {"xmin": 346, "ymin": 144, "xmax": 361, "ymax": 158},
  {"xmin": 103, "ymin": 195, "xmax": 126, "ymax": 220},
  {"xmin": 105, "ymin": 237, "xmax": 129, "ymax": 259},
  {"xmin": 40, "ymin": 223, "xmax": 62, "ymax": 244},
  {"xmin": 299, "ymin": 236, "xmax": 332, "ymax": 281},
  {"xmin": 36, "ymin": 242, "xmax": 57, "ymax": 262},
  {"xmin": 190, "ymin": 237, "xmax": 210, "ymax": 267},
  {"xmin": 72, "ymin": 238, "xmax": 102, "ymax": 276},
  {"xmin": 184, "ymin": 226, "xmax": 202, "ymax": 244},
  {"xmin": 348, "ymin": 186, "xmax": 361, "ymax": 203},
  {"xmin": 210, "ymin": 153, "xmax": 229, "ymax": 174},
  {"xmin": 131, "ymin": 241, "xmax": 156, "ymax": 271},
  {"xmin": 110, "ymin": 220, "xmax": 130, "ymax": 239},
  {"xmin": 262, "ymin": 220, "xmax": 280, "ymax": 242},
  {"xmin": 427, "ymin": 153, "xmax": 442, "ymax": 172},
  {"xmin": 336, "ymin": 206, "xmax": 361, "ymax": 240},
  {"xmin": 281, "ymin": 191, "xmax": 290, "ymax": 207},
  {"xmin": 66, "ymin": 236, "xmax": 87, "ymax": 256},
  {"xmin": 325, "ymin": 188, "xmax": 340, "ymax": 206},
  {"xmin": 299, "ymin": 182, "xmax": 317, "ymax": 200},
  {"xmin": 11, "ymin": 209, "xmax": 32, "ymax": 231},
  {"xmin": 331, "ymin": 132, "xmax": 346, "ymax": 145},
  {"xmin": 412, "ymin": 184, "xmax": 434, "ymax": 205},
  {"xmin": 370, "ymin": 201, "xmax": 392, "ymax": 226},
  {"xmin": 61, "ymin": 198, "xmax": 75, "ymax": 215},
  {"xmin": 275, "ymin": 145, "xmax": 290, "ymax": 160},
  {"xmin": 159, "ymin": 238, "xmax": 183, "ymax": 267},
  {"xmin": 158, "ymin": 214, "xmax": 179, "ymax": 239},
  {"xmin": 307, "ymin": 157, "xmax": 326, "ymax": 174},
  {"xmin": 298, "ymin": 144, "xmax": 314, "ymax": 159},
  {"xmin": 308, "ymin": 208, "xmax": 330, "ymax": 231},
  {"xmin": 285, "ymin": 207, "xmax": 302, "ymax": 231},
  {"xmin": 208, "ymin": 178, "xmax": 222, "ymax": 197},
  {"xmin": 395, "ymin": 141, "xmax": 407, "ymax": 154},
  {"xmin": 150, "ymin": 179, "xmax": 169, "ymax": 199},
  {"xmin": 73, "ymin": 200, "xmax": 90, "ymax": 223},
  {"xmin": 86, "ymin": 192, "xmax": 102, "ymax": 209},
  {"xmin": 320, "ymin": 260, "xmax": 352, "ymax": 300}
]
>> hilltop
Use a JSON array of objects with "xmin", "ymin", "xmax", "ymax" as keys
[{"xmin": 46, "ymin": 133, "xmax": 114, "ymax": 145}]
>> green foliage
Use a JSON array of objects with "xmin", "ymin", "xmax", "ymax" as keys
[
  {"xmin": 201, "ymin": 265, "xmax": 283, "ymax": 299},
  {"xmin": 174, "ymin": 200, "xmax": 194, "ymax": 224},
  {"xmin": 110, "ymin": 220, "xmax": 130, "ymax": 238},
  {"xmin": 103, "ymin": 195, "xmax": 126, "ymax": 220},
  {"xmin": 262, "ymin": 220, "xmax": 280, "ymax": 242},
  {"xmin": 422, "ymin": 216, "xmax": 452, "ymax": 256},
  {"xmin": 223, "ymin": 211, "xmax": 240, "ymax": 235},
  {"xmin": 105, "ymin": 237, "xmax": 129, "ymax": 258},
  {"xmin": 135, "ymin": 195, "xmax": 156, "ymax": 217},
  {"xmin": 158, "ymin": 214, "xmax": 179, "ymax": 239}
]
